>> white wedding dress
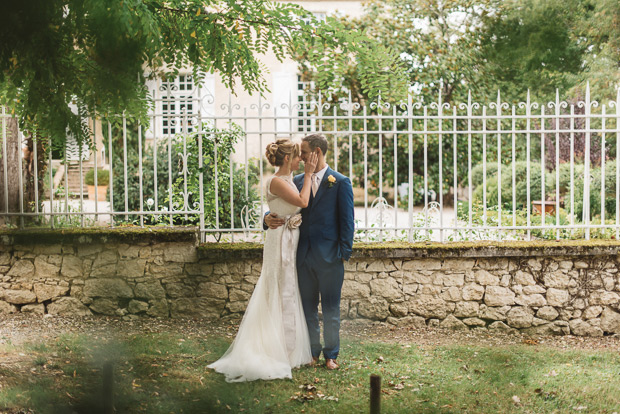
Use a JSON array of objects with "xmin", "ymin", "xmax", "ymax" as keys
[{"xmin": 208, "ymin": 175, "xmax": 312, "ymax": 382}]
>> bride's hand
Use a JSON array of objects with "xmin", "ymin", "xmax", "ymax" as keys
[{"xmin": 304, "ymin": 152, "xmax": 318, "ymax": 174}]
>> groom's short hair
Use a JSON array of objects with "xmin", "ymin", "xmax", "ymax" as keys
[{"xmin": 302, "ymin": 134, "xmax": 328, "ymax": 156}]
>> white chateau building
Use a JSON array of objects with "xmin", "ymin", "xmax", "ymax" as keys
[{"xmin": 142, "ymin": 0, "xmax": 365, "ymax": 163}]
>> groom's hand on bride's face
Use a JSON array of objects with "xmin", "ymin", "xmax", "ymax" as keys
[{"xmin": 265, "ymin": 212, "xmax": 285, "ymax": 229}]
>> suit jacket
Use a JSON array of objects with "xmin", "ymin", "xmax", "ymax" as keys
[{"xmin": 294, "ymin": 167, "xmax": 355, "ymax": 266}]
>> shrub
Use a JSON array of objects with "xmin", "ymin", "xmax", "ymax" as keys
[{"xmin": 85, "ymin": 168, "xmax": 110, "ymax": 186}]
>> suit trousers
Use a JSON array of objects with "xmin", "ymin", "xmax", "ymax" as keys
[{"xmin": 297, "ymin": 246, "xmax": 345, "ymax": 360}]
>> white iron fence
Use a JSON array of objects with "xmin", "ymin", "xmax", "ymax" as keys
[{"xmin": 1, "ymin": 84, "xmax": 620, "ymax": 243}]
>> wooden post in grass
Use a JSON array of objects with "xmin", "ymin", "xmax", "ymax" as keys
[
  {"xmin": 103, "ymin": 361, "xmax": 114, "ymax": 414},
  {"xmin": 370, "ymin": 374, "xmax": 381, "ymax": 414}
]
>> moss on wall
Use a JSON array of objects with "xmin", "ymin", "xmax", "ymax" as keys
[{"xmin": 0, "ymin": 226, "xmax": 198, "ymax": 246}]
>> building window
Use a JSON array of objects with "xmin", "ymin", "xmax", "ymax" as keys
[
  {"xmin": 297, "ymin": 75, "xmax": 316, "ymax": 133},
  {"xmin": 160, "ymin": 75, "xmax": 197, "ymax": 136}
]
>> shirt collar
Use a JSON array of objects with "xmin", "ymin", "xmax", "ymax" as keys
[{"xmin": 313, "ymin": 164, "xmax": 329, "ymax": 182}]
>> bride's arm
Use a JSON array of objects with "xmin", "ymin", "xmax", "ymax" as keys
[{"xmin": 270, "ymin": 153, "xmax": 317, "ymax": 208}]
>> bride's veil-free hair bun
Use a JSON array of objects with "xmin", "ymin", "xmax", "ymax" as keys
[{"xmin": 265, "ymin": 139, "xmax": 299, "ymax": 167}]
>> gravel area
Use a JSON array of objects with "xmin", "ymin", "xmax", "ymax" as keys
[{"xmin": 1, "ymin": 314, "xmax": 620, "ymax": 352}]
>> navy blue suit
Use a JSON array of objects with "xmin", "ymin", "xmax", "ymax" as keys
[{"xmin": 293, "ymin": 167, "xmax": 354, "ymax": 360}]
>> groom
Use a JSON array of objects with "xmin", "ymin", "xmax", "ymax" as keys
[{"xmin": 265, "ymin": 134, "xmax": 355, "ymax": 370}]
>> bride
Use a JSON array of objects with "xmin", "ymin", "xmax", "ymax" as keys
[{"xmin": 208, "ymin": 138, "xmax": 318, "ymax": 382}]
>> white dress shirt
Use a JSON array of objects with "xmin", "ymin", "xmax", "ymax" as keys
[{"xmin": 311, "ymin": 164, "xmax": 329, "ymax": 197}]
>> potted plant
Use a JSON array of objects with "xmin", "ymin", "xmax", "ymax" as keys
[{"xmin": 85, "ymin": 168, "xmax": 109, "ymax": 201}]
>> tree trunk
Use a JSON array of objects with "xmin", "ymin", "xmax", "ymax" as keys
[{"xmin": 0, "ymin": 116, "xmax": 21, "ymax": 225}]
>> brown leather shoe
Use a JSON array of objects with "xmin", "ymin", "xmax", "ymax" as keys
[
  {"xmin": 309, "ymin": 356, "xmax": 319, "ymax": 366},
  {"xmin": 326, "ymin": 358, "xmax": 339, "ymax": 370}
]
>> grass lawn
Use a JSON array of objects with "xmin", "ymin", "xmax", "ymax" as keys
[{"xmin": 1, "ymin": 318, "xmax": 620, "ymax": 414}]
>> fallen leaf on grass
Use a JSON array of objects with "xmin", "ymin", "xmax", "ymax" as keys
[
  {"xmin": 544, "ymin": 370, "xmax": 559, "ymax": 377},
  {"xmin": 512, "ymin": 395, "xmax": 521, "ymax": 405},
  {"xmin": 573, "ymin": 406, "xmax": 587, "ymax": 411}
]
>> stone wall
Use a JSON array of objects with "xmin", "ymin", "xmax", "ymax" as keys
[{"xmin": 2, "ymin": 229, "xmax": 620, "ymax": 337}]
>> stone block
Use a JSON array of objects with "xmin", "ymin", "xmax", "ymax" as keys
[
  {"xmin": 442, "ymin": 259, "xmax": 475, "ymax": 272},
  {"xmin": 34, "ymin": 283, "xmax": 70, "ymax": 302},
  {"xmin": 522, "ymin": 285, "xmax": 546, "ymax": 295},
  {"xmin": 83, "ymin": 279, "xmax": 133, "ymax": 298},
  {"xmin": 77, "ymin": 244, "xmax": 103, "ymax": 257},
  {"xmin": 536, "ymin": 306, "xmax": 559, "ymax": 321},
  {"xmin": 462, "ymin": 317, "xmax": 486, "ymax": 327},
  {"xmin": 506, "ymin": 306, "xmax": 534, "ymax": 328},
  {"xmin": 128, "ymin": 300, "xmax": 149, "ymax": 314},
  {"xmin": 229, "ymin": 288, "xmax": 251, "ymax": 302},
  {"xmin": 514, "ymin": 270, "xmax": 535, "ymax": 286},
  {"xmin": 355, "ymin": 272, "xmax": 373, "ymax": 284},
  {"xmin": 0, "ymin": 300, "xmax": 17, "ymax": 314},
  {"xmin": 134, "ymin": 282, "xmax": 166, "ymax": 300},
  {"xmin": 170, "ymin": 298, "xmax": 224, "ymax": 318},
  {"xmin": 147, "ymin": 299, "xmax": 170, "ymax": 317},
  {"xmin": 21, "ymin": 303, "xmax": 45, "ymax": 314},
  {"xmin": 569, "ymin": 319, "xmax": 603, "ymax": 336},
  {"xmin": 409, "ymin": 294, "xmax": 449, "ymax": 319},
  {"xmin": 443, "ymin": 273, "xmax": 465, "ymax": 287},
  {"xmin": 454, "ymin": 301, "xmax": 480, "ymax": 318},
  {"xmin": 442, "ymin": 286, "xmax": 461, "ymax": 302},
  {"xmin": 386, "ymin": 315, "xmax": 424, "ymax": 328},
  {"xmin": 185, "ymin": 263, "xmax": 214, "ymax": 277},
  {"xmin": 2, "ymin": 289, "xmax": 37, "ymax": 305},
  {"xmin": 589, "ymin": 290, "xmax": 620, "ymax": 306},
  {"xmin": 574, "ymin": 261, "xmax": 589, "ymax": 269},
  {"xmin": 600, "ymin": 307, "xmax": 620, "ymax": 334},
  {"xmin": 479, "ymin": 305, "xmax": 510, "ymax": 321},
  {"xmin": 475, "ymin": 270, "xmax": 500, "ymax": 286},
  {"xmin": 403, "ymin": 283, "xmax": 418, "ymax": 296},
  {"xmin": 89, "ymin": 298, "xmax": 119, "ymax": 315},
  {"xmin": 420, "ymin": 285, "xmax": 441, "ymax": 295},
  {"xmin": 357, "ymin": 297, "xmax": 390, "ymax": 320},
  {"xmin": 116, "ymin": 260, "xmax": 146, "ymax": 278},
  {"xmin": 196, "ymin": 282, "xmax": 229, "ymax": 300},
  {"xmin": 515, "ymin": 294, "xmax": 546, "ymax": 307},
  {"xmin": 546, "ymin": 288, "xmax": 570, "ymax": 307},
  {"xmin": 484, "ymin": 286, "xmax": 515, "ymax": 306},
  {"xmin": 165, "ymin": 283, "xmax": 196, "ymax": 298},
  {"xmin": 0, "ymin": 252, "xmax": 11, "ymax": 266},
  {"xmin": 61, "ymin": 255, "xmax": 83, "ymax": 279},
  {"xmin": 342, "ymin": 280, "xmax": 371, "ymax": 299},
  {"xmin": 119, "ymin": 245, "xmax": 142, "ymax": 259},
  {"xmin": 163, "ymin": 243, "xmax": 198, "ymax": 263},
  {"xmin": 440, "ymin": 315, "xmax": 468, "ymax": 330},
  {"xmin": 47, "ymin": 297, "xmax": 92, "ymax": 316},
  {"xmin": 370, "ymin": 278, "xmax": 401, "ymax": 299},
  {"xmin": 500, "ymin": 274, "xmax": 511, "ymax": 287},
  {"xmin": 544, "ymin": 272, "xmax": 571, "ymax": 289},
  {"xmin": 34, "ymin": 257, "xmax": 60, "ymax": 278},
  {"xmin": 7, "ymin": 260, "xmax": 34, "ymax": 278},
  {"xmin": 343, "ymin": 261, "xmax": 356, "ymax": 272},
  {"xmin": 402, "ymin": 259, "xmax": 441, "ymax": 271},
  {"xmin": 462, "ymin": 284, "xmax": 484, "ymax": 301},
  {"xmin": 148, "ymin": 262, "xmax": 184, "ymax": 277},
  {"xmin": 584, "ymin": 306, "xmax": 603, "ymax": 320},
  {"xmin": 389, "ymin": 303, "xmax": 408, "ymax": 317}
]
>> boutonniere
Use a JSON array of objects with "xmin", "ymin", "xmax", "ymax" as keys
[{"xmin": 327, "ymin": 175, "xmax": 336, "ymax": 188}]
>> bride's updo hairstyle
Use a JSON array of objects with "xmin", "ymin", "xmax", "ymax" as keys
[{"xmin": 265, "ymin": 139, "xmax": 299, "ymax": 167}]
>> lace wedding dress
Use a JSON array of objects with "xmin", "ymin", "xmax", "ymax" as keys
[{"xmin": 208, "ymin": 175, "xmax": 312, "ymax": 382}]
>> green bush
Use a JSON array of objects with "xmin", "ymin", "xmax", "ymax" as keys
[
  {"xmin": 464, "ymin": 162, "xmax": 499, "ymax": 190},
  {"xmin": 573, "ymin": 163, "xmax": 618, "ymax": 221},
  {"xmin": 111, "ymin": 124, "xmax": 259, "ymax": 228},
  {"xmin": 85, "ymin": 168, "xmax": 110, "ymax": 186},
  {"xmin": 473, "ymin": 161, "xmax": 556, "ymax": 210}
]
